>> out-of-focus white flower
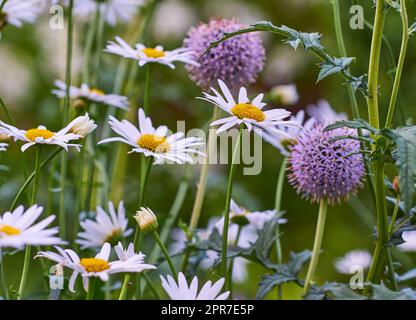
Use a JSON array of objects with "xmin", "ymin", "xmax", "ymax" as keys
[
  {"xmin": 151, "ymin": 0, "xmax": 197, "ymax": 40},
  {"xmin": 1, "ymin": 0, "xmax": 44, "ymax": 29},
  {"xmin": 52, "ymin": 80, "xmax": 129, "ymax": 110},
  {"xmin": 0, "ymin": 117, "xmax": 86, "ymax": 152},
  {"xmin": 398, "ymin": 231, "xmax": 416, "ymax": 252},
  {"xmin": 99, "ymin": 108, "xmax": 205, "ymax": 165},
  {"xmin": 270, "ymin": 84, "xmax": 299, "ymax": 106},
  {"xmin": 76, "ymin": 201, "xmax": 132, "ymax": 249},
  {"xmin": 36, "ymin": 242, "xmax": 156, "ymax": 292},
  {"xmin": 73, "ymin": 0, "xmax": 145, "ymax": 26},
  {"xmin": 160, "ymin": 272, "xmax": 229, "ymax": 300},
  {"xmin": 0, "ymin": 205, "xmax": 65, "ymax": 249},
  {"xmin": 334, "ymin": 250, "xmax": 372, "ymax": 274},
  {"xmin": 104, "ymin": 37, "xmax": 199, "ymax": 69},
  {"xmin": 307, "ymin": 100, "xmax": 347, "ymax": 125},
  {"xmin": 262, "ymin": 110, "xmax": 315, "ymax": 156},
  {"xmin": 201, "ymin": 80, "xmax": 300, "ymax": 137}
]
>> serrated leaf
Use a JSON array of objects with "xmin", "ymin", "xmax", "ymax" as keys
[
  {"xmin": 371, "ymin": 283, "xmax": 416, "ymax": 300},
  {"xmin": 287, "ymin": 250, "xmax": 312, "ymax": 275},
  {"xmin": 325, "ymin": 119, "xmax": 378, "ymax": 134},
  {"xmin": 381, "ymin": 126, "xmax": 416, "ymax": 213},
  {"xmin": 317, "ymin": 57, "xmax": 354, "ymax": 82},
  {"xmin": 327, "ymin": 285, "xmax": 366, "ymax": 300},
  {"xmin": 256, "ymin": 272, "xmax": 297, "ymax": 300}
]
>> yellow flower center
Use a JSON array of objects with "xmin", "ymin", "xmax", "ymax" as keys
[
  {"xmin": 89, "ymin": 88, "xmax": 105, "ymax": 95},
  {"xmin": 142, "ymin": 48, "xmax": 165, "ymax": 58},
  {"xmin": 138, "ymin": 134, "xmax": 170, "ymax": 153},
  {"xmin": 25, "ymin": 128, "xmax": 54, "ymax": 142},
  {"xmin": 231, "ymin": 103, "xmax": 265, "ymax": 122},
  {"xmin": 0, "ymin": 225, "xmax": 21, "ymax": 236},
  {"xmin": 80, "ymin": 258, "xmax": 110, "ymax": 273}
]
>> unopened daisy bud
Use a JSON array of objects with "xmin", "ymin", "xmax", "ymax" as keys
[
  {"xmin": 393, "ymin": 176, "xmax": 400, "ymax": 194},
  {"xmin": 0, "ymin": 133, "xmax": 10, "ymax": 142},
  {"xmin": 74, "ymin": 98, "xmax": 88, "ymax": 112},
  {"xmin": 270, "ymin": 84, "xmax": 299, "ymax": 106},
  {"xmin": 134, "ymin": 207, "xmax": 158, "ymax": 234},
  {"xmin": 68, "ymin": 114, "xmax": 97, "ymax": 138}
]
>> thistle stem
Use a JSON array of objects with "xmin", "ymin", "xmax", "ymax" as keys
[
  {"xmin": 17, "ymin": 146, "xmax": 42, "ymax": 300},
  {"xmin": 303, "ymin": 199, "xmax": 328, "ymax": 295},
  {"xmin": 153, "ymin": 231, "xmax": 178, "ymax": 279},
  {"xmin": 385, "ymin": 0, "xmax": 409, "ymax": 128},
  {"xmin": 274, "ymin": 157, "xmax": 287, "ymax": 299},
  {"xmin": 222, "ymin": 125, "xmax": 243, "ymax": 291}
]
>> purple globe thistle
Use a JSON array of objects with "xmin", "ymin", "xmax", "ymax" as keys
[
  {"xmin": 183, "ymin": 18, "xmax": 265, "ymax": 91},
  {"xmin": 288, "ymin": 123, "xmax": 365, "ymax": 205}
]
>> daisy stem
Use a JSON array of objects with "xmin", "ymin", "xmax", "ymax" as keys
[
  {"xmin": 222, "ymin": 125, "xmax": 243, "ymax": 291},
  {"xmin": 17, "ymin": 147, "xmax": 42, "ymax": 300},
  {"xmin": 143, "ymin": 64, "xmax": 152, "ymax": 115},
  {"xmin": 142, "ymin": 273, "xmax": 161, "ymax": 299},
  {"xmin": 273, "ymin": 157, "xmax": 287, "ymax": 299},
  {"xmin": 10, "ymin": 148, "xmax": 62, "ymax": 212},
  {"xmin": 303, "ymin": 199, "xmax": 328, "ymax": 295},
  {"xmin": 86, "ymin": 278, "xmax": 96, "ymax": 300},
  {"xmin": 385, "ymin": 0, "xmax": 409, "ymax": 128},
  {"xmin": 153, "ymin": 231, "xmax": 178, "ymax": 279},
  {"xmin": 227, "ymin": 226, "xmax": 242, "ymax": 300},
  {"xmin": 82, "ymin": 5, "xmax": 100, "ymax": 84},
  {"xmin": 0, "ymin": 249, "xmax": 9, "ymax": 300},
  {"xmin": 0, "ymin": 96, "xmax": 15, "ymax": 126}
]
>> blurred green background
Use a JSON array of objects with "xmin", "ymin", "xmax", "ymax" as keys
[{"xmin": 1, "ymin": 0, "xmax": 416, "ymax": 299}]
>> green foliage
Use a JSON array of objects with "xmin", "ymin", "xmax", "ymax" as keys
[{"xmin": 204, "ymin": 21, "xmax": 369, "ymax": 95}]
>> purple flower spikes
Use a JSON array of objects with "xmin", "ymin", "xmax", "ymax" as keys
[
  {"xmin": 183, "ymin": 18, "xmax": 265, "ymax": 91},
  {"xmin": 289, "ymin": 123, "xmax": 365, "ymax": 205}
]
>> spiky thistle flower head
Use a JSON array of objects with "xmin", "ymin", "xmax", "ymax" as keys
[
  {"xmin": 288, "ymin": 123, "xmax": 365, "ymax": 205},
  {"xmin": 183, "ymin": 18, "xmax": 265, "ymax": 91}
]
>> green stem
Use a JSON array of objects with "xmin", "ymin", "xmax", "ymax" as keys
[
  {"xmin": 388, "ymin": 196, "xmax": 400, "ymax": 236},
  {"xmin": 331, "ymin": 0, "xmax": 360, "ymax": 119},
  {"xmin": 385, "ymin": 0, "xmax": 409, "ymax": 128},
  {"xmin": 17, "ymin": 147, "xmax": 42, "ymax": 300},
  {"xmin": 0, "ymin": 250, "xmax": 9, "ymax": 300},
  {"xmin": 227, "ymin": 226, "xmax": 241, "ymax": 300},
  {"xmin": 303, "ymin": 199, "xmax": 328, "ymax": 295},
  {"xmin": 86, "ymin": 278, "xmax": 96, "ymax": 300},
  {"xmin": 366, "ymin": 0, "xmax": 385, "ymax": 129},
  {"xmin": 143, "ymin": 64, "xmax": 152, "ymax": 114},
  {"xmin": 221, "ymin": 125, "xmax": 243, "ymax": 291},
  {"xmin": 81, "ymin": 5, "xmax": 99, "ymax": 84},
  {"xmin": 9, "ymin": 148, "xmax": 62, "ymax": 212},
  {"xmin": 142, "ymin": 273, "xmax": 161, "ymax": 299},
  {"xmin": 0, "ymin": 97, "xmax": 15, "ymax": 126},
  {"xmin": 274, "ymin": 157, "xmax": 287, "ymax": 299},
  {"xmin": 153, "ymin": 231, "xmax": 178, "ymax": 279},
  {"xmin": 364, "ymin": 163, "xmax": 388, "ymax": 294},
  {"xmin": 387, "ymin": 248, "xmax": 399, "ymax": 291}
]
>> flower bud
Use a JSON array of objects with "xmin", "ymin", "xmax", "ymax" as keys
[
  {"xmin": 69, "ymin": 113, "xmax": 97, "ymax": 138},
  {"xmin": 270, "ymin": 84, "xmax": 299, "ymax": 106},
  {"xmin": 134, "ymin": 207, "xmax": 158, "ymax": 234}
]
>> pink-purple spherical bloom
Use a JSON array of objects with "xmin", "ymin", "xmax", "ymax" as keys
[
  {"xmin": 288, "ymin": 123, "xmax": 365, "ymax": 205},
  {"xmin": 183, "ymin": 18, "xmax": 265, "ymax": 91}
]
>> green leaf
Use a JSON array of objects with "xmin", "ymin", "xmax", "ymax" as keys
[
  {"xmin": 254, "ymin": 217, "xmax": 279, "ymax": 264},
  {"xmin": 256, "ymin": 272, "xmax": 297, "ymax": 300},
  {"xmin": 371, "ymin": 283, "xmax": 416, "ymax": 300},
  {"xmin": 287, "ymin": 250, "xmax": 312, "ymax": 275},
  {"xmin": 203, "ymin": 20, "xmax": 369, "ymax": 96},
  {"xmin": 325, "ymin": 119, "xmax": 378, "ymax": 134},
  {"xmin": 381, "ymin": 126, "xmax": 416, "ymax": 213}
]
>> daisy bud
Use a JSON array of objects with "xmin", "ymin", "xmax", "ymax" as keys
[
  {"xmin": 134, "ymin": 207, "xmax": 158, "ymax": 234},
  {"xmin": 69, "ymin": 114, "xmax": 97, "ymax": 138},
  {"xmin": 393, "ymin": 176, "xmax": 400, "ymax": 194},
  {"xmin": 270, "ymin": 84, "xmax": 299, "ymax": 106},
  {"xmin": 74, "ymin": 98, "xmax": 88, "ymax": 111}
]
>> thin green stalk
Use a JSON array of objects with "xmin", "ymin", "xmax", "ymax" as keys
[
  {"xmin": 387, "ymin": 248, "xmax": 399, "ymax": 291},
  {"xmin": 388, "ymin": 196, "xmax": 400, "ymax": 236},
  {"xmin": 385, "ymin": 0, "xmax": 409, "ymax": 128},
  {"xmin": 0, "ymin": 250, "xmax": 9, "ymax": 300},
  {"xmin": 331, "ymin": 0, "xmax": 360, "ymax": 119},
  {"xmin": 0, "ymin": 97, "xmax": 15, "ymax": 126},
  {"xmin": 81, "ymin": 5, "xmax": 100, "ymax": 84},
  {"xmin": 222, "ymin": 125, "xmax": 243, "ymax": 291},
  {"xmin": 364, "ymin": 163, "xmax": 389, "ymax": 294},
  {"xmin": 86, "ymin": 278, "xmax": 96, "ymax": 300},
  {"xmin": 274, "ymin": 157, "xmax": 287, "ymax": 299},
  {"xmin": 142, "ymin": 273, "xmax": 161, "ymax": 299},
  {"xmin": 153, "ymin": 231, "xmax": 178, "ymax": 279},
  {"xmin": 303, "ymin": 199, "xmax": 328, "ymax": 295},
  {"xmin": 227, "ymin": 226, "xmax": 241, "ymax": 300},
  {"xmin": 9, "ymin": 148, "xmax": 62, "ymax": 212},
  {"xmin": 143, "ymin": 65, "xmax": 152, "ymax": 114},
  {"xmin": 17, "ymin": 147, "xmax": 42, "ymax": 300},
  {"xmin": 366, "ymin": 0, "xmax": 385, "ymax": 129},
  {"xmin": 72, "ymin": 147, "xmax": 85, "ymax": 244}
]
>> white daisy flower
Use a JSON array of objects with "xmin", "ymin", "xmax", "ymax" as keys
[
  {"xmin": 0, "ymin": 205, "xmax": 65, "ymax": 249},
  {"xmin": 36, "ymin": 242, "xmax": 156, "ymax": 292},
  {"xmin": 73, "ymin": 0, "xmax": 144, "ymax": 26},
  {"xmin": 306, "ymin": 100, "xmax": 347, "ymax": 125},
  {"xmin": 270, "ymin": 84, "xmax": 299, "ymax": 106},
  {"xmin": 104, "ymin": 36, "xmax": 199, "ymax": 69},
  {"xmin": 398, "ymin": 231, "xmax": 416, "ymax": 252},
  {"xmin": 201, "ymin": 79, "xmax": 300, "ymax": 136},
  {"xmin": 334, "ymin": 250, "xmax": 372, "ymax": 274},
  {"xmin": 98, "ymin": 108, "xmax": 205, "ymax": 165},
  {"xmin": 76, "ymin": 201, "xmax": 133, "ymax": 249},
  {"xmin": 160, "ymin": 272, "xmax": 229, "ymax": 300},
  {"xmin": 0, "ymin": 117, "xmax": 86, "ymax": 152},
  {"xmin": 52, "ymin": 80, "xmax": 129, "ymax": 110},
  {"xmin": 0, "ymin": 142, "xmax": 7, "ymax": 151},
  {"xmin": 1, "ymin": 0, "xmax": 44, "ymax": 29},
  {"xmin": 262, "ymin": 110, "xmax": 316, "ymax": 156}
]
